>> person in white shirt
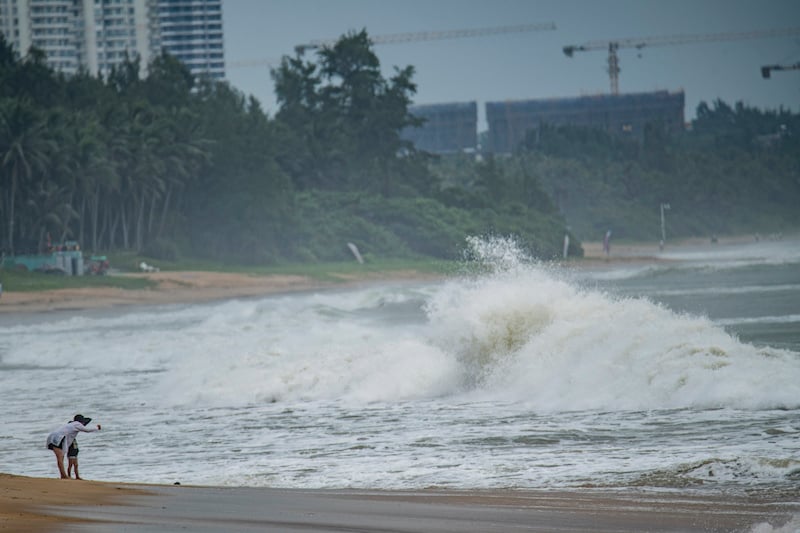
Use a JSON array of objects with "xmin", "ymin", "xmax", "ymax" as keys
[{"xmin": 45, "ymin": 415, "xmax": 101, "ymax": 479}]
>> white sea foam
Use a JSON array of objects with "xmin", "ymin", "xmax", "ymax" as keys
[
  {"xmin": 578, "ymin": 237, "xmax": 800, "ymax": 282},
  {"xmin": 423, "ymin": 237, "xmax": 800, "ymax": 411},
  {"xmin": 4, "ymin": 237, "xmax": 798, "ymax": 413},
  {"xmin": 716, "ymin": 314, "xmax": 800, "ymax": 326},
  {"xmin": 2, "ymin": 236, "xmax": 800, "ymax": 491},
  {"xmin": 659, "ymin": 238, "xmax": 800, "ymax": 265},
  {"xmin": 750, "ymin": 515, "xmax": 800, "ymax": 533},
  {"xmin": 648, "ymin": 284, "xmax": 800, "ymax": 297}
]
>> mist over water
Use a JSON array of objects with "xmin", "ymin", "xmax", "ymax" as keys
[{"xmin": 1, "ymin": 236, "xmax": 799, "ymax": 493}]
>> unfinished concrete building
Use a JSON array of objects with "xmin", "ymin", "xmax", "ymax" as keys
[
  {"xmin": 403, "ymin": 101, "xmax": 478, "ymax": 154},
  {"xmin": 486, "ymin": 90, "xmax": 685, "ymax": 153}
]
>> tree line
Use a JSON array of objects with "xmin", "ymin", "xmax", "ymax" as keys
[
  {"xmin": 0, "ymin": 31, "xmax": 571, "ymax": 264},
  {"xmin": 2, "ymin": 29, "xmax": 797, "ymax": 266},
  {"xmin": 514, "ymin": 100, "xmax": 800, "ymax": 241}
]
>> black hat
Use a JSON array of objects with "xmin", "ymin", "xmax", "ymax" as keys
[{"xmin": 73, "ymin": 414, "xmax": 92, "ymax": 425}]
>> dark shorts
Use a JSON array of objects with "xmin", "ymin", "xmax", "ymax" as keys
[
  {"xmin": 68, "ymin": 443, "xmax": 79, "ymax": 457},
  {"xmin": 48, "ymin": 437, "xmax": 65, "ymax": 451}
]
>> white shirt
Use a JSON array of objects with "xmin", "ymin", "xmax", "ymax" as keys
[{"xmin": 46, "ymin": 421, "xmax": 100, "ymax": 454}]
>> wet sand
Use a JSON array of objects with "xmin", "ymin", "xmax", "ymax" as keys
[{"xmin": 2, "ymin": 474, "xmax": 798, "ymax": 532}]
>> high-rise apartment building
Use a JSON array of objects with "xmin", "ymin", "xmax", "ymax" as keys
[
  {"xmin": 0, "ymin": 0, "xmax": 224, "ymax": 80},
  {"xmin": 156, "ymin": 0, "xmax": 224, "ymax": 80},
  {"xmin": 0, "ymin": 0, "xmax": 83, "ymax": 74},
  {"xmin": 84, "ymin": 0, "xmax": 157, "ymax": 77}
]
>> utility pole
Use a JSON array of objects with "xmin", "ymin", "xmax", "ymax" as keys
[{"xmin": 660, "ymin": 203, "xmax": 671, "ymax": 250}]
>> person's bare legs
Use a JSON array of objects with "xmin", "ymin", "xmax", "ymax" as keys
[
  {"xmin": 52, "ymin": 448, "xmax": 67, "ymax": 479},
  {"xmin": 68, "ymin": 458, "xmax": 81, "ymax": 479}
]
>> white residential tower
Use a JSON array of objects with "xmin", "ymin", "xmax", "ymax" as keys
[{"xmin": 0, "ymin": 0, "xmax": 224, "ymax": 80}]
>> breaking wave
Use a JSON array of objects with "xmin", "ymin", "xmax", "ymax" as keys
[{"xmin": 5, "ymin": 237, "xmax": 799, "ymax": 411}]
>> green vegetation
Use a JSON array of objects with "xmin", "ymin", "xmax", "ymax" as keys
[
  {"xmin": 104, "ymin": 250, "xmax": 454, "ymax": 280},
  {"xmin": 0, "ymin": 256, "xmax": 451, "ymax": 292},
  {"xmin": 514, "ymin": 105, "xmax": 800, "ymax": 242},
  {"xmin": 0, "ymin": 268, "xmax": 154, "ymax": 292},
  {"xmin": 1, "ymin": 28, "xmax": 798, "ymax": 288},
  {"xmin": 0, "ymin": 30, "xmax": 573, "ymax": 269}
]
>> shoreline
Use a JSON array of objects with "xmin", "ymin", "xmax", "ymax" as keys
[
  {"xmin": 0, "ymin": 234, "xmax": 778, "ymax": 316},
  {"xmin": 0, "ymin": 271, "xmax": 333, "ymax": 315},
  {"xmin": 2, "ymin": 474, "xmax": 798, "ymax": 532},
  {"xmin": 0, "ymin": 269, "xmax": 448, "ymax": 316}
]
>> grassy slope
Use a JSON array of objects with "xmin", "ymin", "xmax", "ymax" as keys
[{"xmin": 0, "ymin": 255, "xmax": 456, "ymax": 292}]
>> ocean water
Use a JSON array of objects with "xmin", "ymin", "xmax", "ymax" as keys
[{"xmin": 1, "ymin": 236, "xmax": 799, "ymax": 497}]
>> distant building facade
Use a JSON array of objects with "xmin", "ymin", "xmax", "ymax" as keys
[
  {"xmin": 0, "ymin": 0, "xmax": 223, "ymax": 80},
  {"xmin": 156, "ymin": 0, "xmax": 224, "ymax": 80},
  {"xmin": 403, "ymin": 101, "xmax": 478, "ymax": 154},
  {"xmin": 85, "ymin": 0, "xmax": 157, "ymax": 78},
  {"xmin": 1, "ymin": 0, "xmax": 83, "ymax": 75},
  {"xmin": 486, "ymin": 90, "xmax": 685, "ymax": 153}
]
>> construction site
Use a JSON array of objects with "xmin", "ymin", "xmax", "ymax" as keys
[
  {"xmin": 385, "ymin": 24, "xmax": 800, "ymax": 155},
  {"xmin": 402, "ymin": 101, "xmax": 479, "ymax": 154},
  {"xmin": 484, "ymin": 90, "xmax": 685, "ymax": 153}
]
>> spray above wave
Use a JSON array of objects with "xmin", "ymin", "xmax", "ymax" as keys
[
  {"xmin": 29, "ymin": 236, "xmax": 794, "ymax": 410},
  {"xmin": 424, "ymin": 236, "xmax": 800, "ymax": 410}
]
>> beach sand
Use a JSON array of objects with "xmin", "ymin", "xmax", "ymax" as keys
[
  {"xmin": 0, "ymin": 271, "xmax": 334, "ymax": 315},
  {"xmin": 2, "ymin": 474, "xmax": 798, "ymax": 532},
  {"xmin": 0, "ymin": 265, "xmax": 457, "ymax": 315}
]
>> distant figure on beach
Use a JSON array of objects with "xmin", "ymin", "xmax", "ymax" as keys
[
  {"xmin": 603, "ymin": 230, "xmax": 612, "ymax": 256},
  {"xmin": 67, "ymin": 437, "xmax": 80, "ymax": 479},
  {"xmin": 46, "ymin": 414, "xmax": 101, "ymax": 479}
]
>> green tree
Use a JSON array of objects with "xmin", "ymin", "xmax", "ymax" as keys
[
  {"xmin": 0, "ymin": 99, "xmax": 53, "ymax": 254},
  {"xmin": 272, "ymin": 30, "xmax": 430, "ymax": 196}
]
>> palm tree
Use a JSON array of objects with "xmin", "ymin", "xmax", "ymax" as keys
[
  {"xmin": 55, "ymin": 110, "xmax": 118, "ymax": 251},
  {"xmin": 25, "ymin": 179, "xmax": 78, "ymax": 251},
  {"xmin": 0, "ymin": 100, "xmax": 53, "ymax": 254},
  {"xmin": 150, "ymin": 106, "xmax": 210, "ymax": 242}
]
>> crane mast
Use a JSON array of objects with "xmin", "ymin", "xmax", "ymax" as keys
[{"xmin": 564, "ymin": 26, "xmax": 800, "ymax": 95}]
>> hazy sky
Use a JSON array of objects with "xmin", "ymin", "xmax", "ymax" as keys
[{"xmin": 223, "ymin": 0, "xmax": 800, "ymax": 128}]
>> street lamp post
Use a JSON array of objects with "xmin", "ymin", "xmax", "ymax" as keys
[{"xmin": 660, "ymin": 203, "xmax": 671, "ymax": 249}]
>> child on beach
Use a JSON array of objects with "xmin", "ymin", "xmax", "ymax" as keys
[
  {"xmin": 46, "ymin": 414, "xmax": 101, "ymax": 479},
  {"xmin": 67, "ymin": 438, "xmax": 80, "ymax": 479}
]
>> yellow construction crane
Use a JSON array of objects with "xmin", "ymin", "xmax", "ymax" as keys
[
  {"xmin": 227, "ymin": 23, "xmax": 555, "ymax": 69},
  {"xmin": 761, "ymin": 62, "xmax": 800, "ymax": 78},
  {"xmin": 294, "ymin": 22, "xmax": 556, "ymax": 55},
  {"xmin": 563, "ymin": 27, "xmax": 800, "ymax": 95}
]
